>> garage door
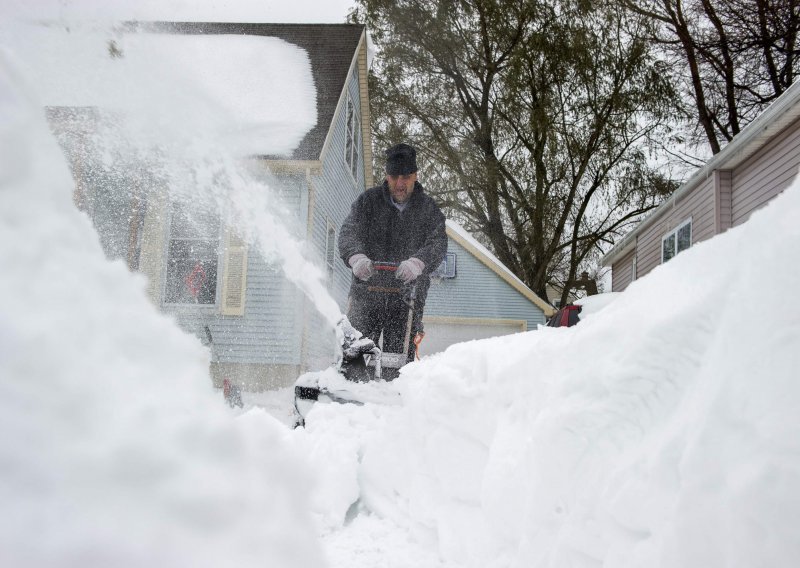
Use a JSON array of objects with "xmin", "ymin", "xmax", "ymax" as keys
[{"xmin": 419, "ymin": 316, "xmax": 526, "ymax": 357}]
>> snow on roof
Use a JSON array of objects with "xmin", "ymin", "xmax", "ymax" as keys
[
  {"xmin": 10, "ymin": 23, "xmax": 317, "ymax": 157},
  {"xmin": 445, "ymin": 219, "xmax": 555, "ymax": 315}
]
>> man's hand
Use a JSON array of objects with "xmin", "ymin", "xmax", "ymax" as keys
[
  {"xmin": 396, "ymin": 258, "xmax": 425, "ymax": 284},
  {"xmin": 349, "ymin": 254, "xmax": 374, "ymax": 281}
]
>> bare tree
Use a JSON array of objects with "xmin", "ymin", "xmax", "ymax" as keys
[{"xmin": 623, "ymin": 0, "xmax": 800, "ymax": 154}]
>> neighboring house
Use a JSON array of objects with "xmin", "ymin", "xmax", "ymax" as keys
[
  {"xmin": 602, "ymin": 81, "xmax": 800, "ymax": 291},
  {"xmin": 421, "ymin": 220, "xmax": 555, "ymax": 357}
]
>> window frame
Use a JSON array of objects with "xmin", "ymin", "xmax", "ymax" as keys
[
  {"xmin": 344, "ymin": 93, "xmax": 361, "ymax": 184},
  {"xmin": 433, "ymin": 252, "xmax": 457, "ymax": 279},
  {"xmin": 661, "ymin": 217, "xmax": 692, "ymax": 263},
  {"xmin": 162, "ymin": 201, "xmax": 222, "ymax": 307}
]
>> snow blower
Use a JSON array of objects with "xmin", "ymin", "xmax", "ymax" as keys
[{"xmin": 292, "ymin": 262, "xmax": 417, "ymax": 427}]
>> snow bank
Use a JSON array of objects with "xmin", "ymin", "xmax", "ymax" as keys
[
  {"xmin": 302, "ymin": 176, "xmax": 800, "ymax": 566},
  {"xmin": 0, "ymin": 55, "xmax": 322, "ymax": 567}
]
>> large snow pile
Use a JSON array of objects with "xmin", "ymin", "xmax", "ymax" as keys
[
  {"xmin": 3, "ymin": 6, "xmax": 799, "ymax": 568},
  {"xmin": 0, "ymin": 55, "xmax": 322, "ymax": 567},
  {"xmin": 299, "ymin": 176, "xmax": 800, "ymax": 566}
]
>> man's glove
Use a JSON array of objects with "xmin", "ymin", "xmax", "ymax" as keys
[
  {"xmin": 396, "ymin": 257, "xmax": 425, "ymax": 284},
  {"xmin": 349, "ymin": 254, "xmax": 374, "ymax": 281}
]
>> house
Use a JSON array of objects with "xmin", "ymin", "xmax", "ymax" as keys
[
  {"xmin": 421, "ymin": 220, "xmax": 555, "ymax": 357},
  {"xmin": 45, "ymin": 22, "xmax": 372, "ymax": 389},
  {"xmin": 42, "ymin": 21, "xmax": 554, "ymax": 388},
  {"xmin": 601, "ymin": 81, "xmax": 800, "ymax": 291}
]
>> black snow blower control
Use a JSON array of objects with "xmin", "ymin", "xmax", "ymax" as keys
[{"xmin": 292, "ymin": 262, "xmax": 416, "ymax": 427}]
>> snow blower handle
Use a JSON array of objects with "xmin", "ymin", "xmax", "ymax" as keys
[
  {"xmin": 367, "ymin": 260, "xmax": 418, "ymax": 305},
  {"xmin": 372, "ymin": 261, "xmax": 399, "ymax": 272}
]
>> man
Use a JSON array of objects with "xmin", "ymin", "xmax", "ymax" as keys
[{"xmin": 338, "ymin": 143, "xmax": 447, "ymax": 370}]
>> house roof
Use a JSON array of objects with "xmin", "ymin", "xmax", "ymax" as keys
[
  {"xmin": 446, "ymin": 220, "xmax": 556, "ymax": 317},
  {"xmin": 127, "ymin": 21, "xmax": 365, "ymax": 161},
  {"xmin": 601, "ymin": 79, "xmax": 800, "ymax": 268}
]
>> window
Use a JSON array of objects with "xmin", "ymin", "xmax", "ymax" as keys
[
  {"xmin": 661, "ymin": 218, "xmax": 692, "ymax": 263},
  {"xmin": 344, "ymin": 95, "xmax": 360, "ymax": 181},
  {"xmin": 165, "ymin": 202, "xmax": 220, "ymax": 304},
  {"xmin": 325, "ymin": 221, "xmax": 336, "ymax": 287},
  {"xmin": 434, "ymin": 252, "xmax": 457, "ymax": 278}
]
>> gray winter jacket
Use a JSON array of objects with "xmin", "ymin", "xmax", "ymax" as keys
[{"xmin": 338, "ymin": 180, "xmax": 447, "ymax": 304}]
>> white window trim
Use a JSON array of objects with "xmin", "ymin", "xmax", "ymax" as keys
[
  {"xmin": 162, "ymin": 202, "xmax": 223, "ymax": 308},
  {"xmin": 433, "ymin": 252, "xmax": 457, "ymax": 279},
  {"xmin": 661, "ymin": 217, "xmax": 692, "ymax": 263},
  {"xmin": 343, "ymin": 92, "xmax": 360, "ymax": 185}
]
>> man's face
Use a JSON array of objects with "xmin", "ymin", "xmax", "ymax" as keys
[{"xmin": 386, "ymin": 172, "xmax": 417, "ymax": 203}]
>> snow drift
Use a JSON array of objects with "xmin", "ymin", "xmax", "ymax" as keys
[
  {"xmin": 300, "ymin": 174, "xmax": 800, "ymax": 567},
  {"xmin": 0, "ymin": 53, "xmax": 323, "ymax": 567}
]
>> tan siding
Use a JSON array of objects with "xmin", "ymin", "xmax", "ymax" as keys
[
  {"xmin": 611, "ymin": 248, "xmax": 635, "ymax": 292},
  {"xmin": 637, "ymin": 219, "xmax": 664, "ymax": 277},
  {"xmin": 715, "ymin": 170, "xmax": 733, "ymax": 233},
  {"xmin": 732, "ymin": 117, "xmax": 800, "ymax": 225},
  {"xmin": 633, "ymin": 176, "xmax": 715, "ymax": 280},
  {"xmin": 675, "ymin": 177, "xmax": 715, "ymax": 243},
  {"xmin": 607, "ymin": 89, "xmax": 800, "ymax": 288}
]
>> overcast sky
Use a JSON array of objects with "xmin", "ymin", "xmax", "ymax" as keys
[{"xmin": 3, "ymin": 0, "xmax": 358, "ymax": 23}]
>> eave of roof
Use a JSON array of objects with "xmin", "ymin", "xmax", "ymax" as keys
[
  {"xmin": 445, "ymin": 222, "xmax": 556, "ymax": 317},
  {"xmin": 124, "ymin": 21, "xmax": 364, "ymax": 161},
  {"xmin": 601, "ymin": 80, "xmax": 800, "ymax": 267}
]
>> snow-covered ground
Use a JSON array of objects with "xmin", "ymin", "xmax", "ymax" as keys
[
  {"xmin": 284, "ymin": 169, "xmax": 800, "ymax": 566},
  {"xmin": 4, "ymin": 7, "xmax": 800, "ymax": 568}
]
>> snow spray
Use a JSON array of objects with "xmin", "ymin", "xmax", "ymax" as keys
[{"xmin": 8, "ymin": 21, "xmax": 343, "ymax": 329}]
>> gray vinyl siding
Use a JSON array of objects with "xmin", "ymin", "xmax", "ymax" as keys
[
  {"xmin": 731, "ymin": 115, "xmax": 800, "ymax": 226},
  {"xmin": 166, "ymin": 256, "xmax": 303, "ymax": 365},
  {"xmin": 163, "ymin": 172, "xmax": 306, "ymax": 366},
  {"xmin": 611, "ymin": 247, "xmax": 635, "ymax": 292},
  {"xmin": 424, "ymin": 238, "xmax": 548, "ymax": 331},
  {"xmin": 303, "ymin": 66, "xmax": 366, "ymax": 370}
]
